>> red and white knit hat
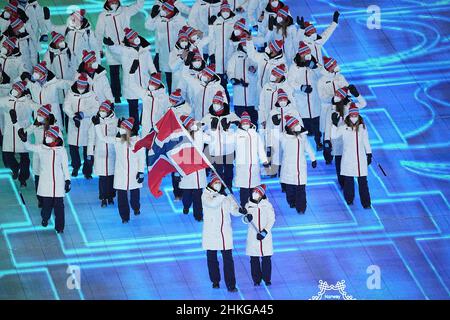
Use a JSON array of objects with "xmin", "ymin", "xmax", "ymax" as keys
[
  {"xmin": 149, "ymin": 72, "xmax": 162, "ymax": 88},
  {"xmin": 161, "ymin": 0, "xmax": 176, "ymax": 16},
  {"xmin": 12, "ymin": 80, "xmax": 26, "ymax": 96},
  {"xmin": 5, "ymin": 0, "xmax": 18, "ymax": 14},
  {"xmin": 335, "ymin": 87, "xmax": 349, "ymax": 100},
  {"xmin": 2, "ymin": 36, "xmax": 17, "ymax": 53},
  {"xmin": 348, "ymin": 103, "xmax": 359, "ymax": 117},
  {"xmin": 82, "ymin": 50, "xmax": 96, "ymax": 65},
  {"xmin": 240, "ymin": 111, "xmax": 251, "ymax": 125},
  {"xmin": 234, "ymin": 18, "xmax": 247, "ymax": 31},
  {"xmin": 297, "ymin": 41, "xmax": 311, "ymax": 57},
  {"xmin": 210, "ymin": 173, "xmax": 221, "ymax": 185},
  {"xmin": 124, "ymin": 27, "xmax": 139, "ymax": 45},
  {"xmin": 10, "ymin": 16, "xmax": 24, "ymax": 33},
  {"xmin": 76, "ymin": 73, "xmax": 89, "ymax": 89},
  {"xmin": 99, "ymin": 100, "xmax": 113, "ymax": 113},
  {"xmin": 323, "ymin": 56, "xmax": 338, "ymax": 72},
  {"xmin": 271, "ymin": 63, "xmax": 286, "ymax": 78},
  {"xmin": 253, "ymin": 184, "xmax": 266, "ymax": 197},
  {"xmin": 37, "ymin": 104, "xmax": 52, "ymax": 118},
  {"xmin": 212, "ymin": 91, "xmax": 225, "ymax": 105},
  {"xmin": 46, "ymin": 126, "xmax": 60, "ymax": 140},
  {"xmin": 180, "ymin": 115, "xmax": 195, "ymax": 130},
  {"xmin": 33, "ymin": 61, "xmax": 48, "ymax": 78},
  {"xmin": 277, "ymin": 6, "xmax": 289, "ymax": 19},
  {"xmin": 51, "ymin": 31, "xmax": 65, "ymax": 47},
  {"xmin": 304, "ymin": 21, "xmax": 317, "ymax": 36},
  {"xmin": 192, "ymin": 49, "xmax": 203, "ymax": 61},
  {"xmin": 201, "ymin": 64, "xmax": 216, "ymax": 79},
  {"xmin": 268, "ymin": 39, "xmax": 284, "ymax": 53},
  {"xmin": 285, "ymin": 115, "xmax": 300, "ymax": 130},
  {"xmin": 71, "ymin": 9, "xmax": 86, "ymax": 24},
  {"xmin": 277, "ymin": 88, "xmax": 288, "ymax": 101},
  {"xmin": 220, "ymin": 0, "xmax": 231, "ymax": 12},
  {"xmin": 177, "ymin": 31, "xmax": 189, "ymax": 42},
  {"xmin": 121, "ymin": 117, "xmax": 135, "ymax": 131},
  {"xmin": 169, "ymin": 88, "xmax": 184, "ymax": 105}
]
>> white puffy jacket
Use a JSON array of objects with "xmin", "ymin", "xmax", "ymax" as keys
[
  {"xmin": 109, "ymin": 43, "xmax": 156, "ymax": 100},
  {"xmin": 288, "ymin": 64, "xmax": 321, "ymax": 119},
  {"xmin": 0, "ymin": 52, "xmax": 27, "ymax": 81},
  {"xmin": 23, "ymin": 121, "xmax": 45, "ymax": 175},
  {"xmin": 201, "ymin": 188, "xmax": 240, "ymax": 251},
  {"xmin": 75, "ymin": 66, "xmax": 114, "ymax": 104},
  {"xmin": 87, "ymin": 112, "xmax": 118, "ymax": 176},
  {"xmin": 189, "ymin": 77, "xmax": 228, "ymax": 120},
  {"xmin": 202, "ymin": 108, "xmax": 240, "ymax": 157},
  {"xmin": 95, "ymin": 0, "xmax": 145, "ymax": 65},
  {"xmin": 63, "ymin": 86, "xmax": 99, "ymax": 147},
  {"xmin": 297, "ymin": 22, "xmax": 337, "ymax": 65},
  {"xmin": 245, "ymin": 198, "xmax": 275, "ymax": 257},
  {"xmin": 227, "ymin": 49, "xmax": 259, "ymax": 107},
  {"xmin": 95, "ymin": 127, "xmax": 146, "ymax": 190},
  {"xmin": 280, "ymin": 132, "xmax": 316, "ymax": 186},
  {"xmin": 188, "ymin": 0, "xmax": 222, "ymax": 38},
  {"xmin": 331, "ymin": 123, "xmax": 371, "ymax": 177},
  {"xmin": 258, "ymin": 80, "xmax": 296, "ymax": 127},
  {"xmin": 145, "ymin": 13, "xmax": 186, "ymax": 72},
  {"xmin": 233, "ymin": 127, "xmax": 267, "ymax": 189},
  {"xmin": 208, "ymin": 14, "xmax": 238, "ymax": 74},
  {"xmin": 136, "ymin": 86, "xmax": 169, "ymax": 135},
  {"xmin": 0, "ymin": 94, "xmax": 40, "ymax": 153}
]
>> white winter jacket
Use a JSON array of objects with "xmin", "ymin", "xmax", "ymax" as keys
[
  {"xmin": 208, "ymin": 15, "xmax": 238, "ymax": 74},
  {"xmin": 136, "ymin": 86, "xmax": 169, "ymax": 135},
  {"xmin": 201, "ymin": 188, "xmax": 240, "ymax": 251},
  {"xmin": 298, "ymin": 22, "xmax": 338, "ymax": 65},
  {"xmin": 75, "ymin": 66, "xmax": 114, "ymax": 104},
  {"xmin": 188, "ymin": 0, "xmax": 222, "ymax": 38},
  {"xmin": 245, "ymin": 198, "xmax": 275, "ymax": 257},
  {"xmin": 189, "ymin": 77, "xmax": 228, "ymax": 120},
  {"xmin": 0, "ymin": 52, "xmax": 27, "ymax": 81},
  {"xmin": 288, "ymin": 64, "xmax": 321, "ymax": 119},
  {"xmin": 258, "ymin": 80, "xmax": 296, "ymax": 127},
  {"xmin": 227, "ymin": 50, "xmax": 259, "ymax": 107},
  {"xmin": 280, "ymin": 132, "xmax": 316, "ymax": 185}
]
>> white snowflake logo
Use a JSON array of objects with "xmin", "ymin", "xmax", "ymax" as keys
[{"xmin": 310, "ymin": 280, "xmax": 356, "ymax": 300}]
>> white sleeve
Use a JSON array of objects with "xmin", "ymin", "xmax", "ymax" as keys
[
  {"xmin": 363, "ymin": 127, "xmax": 372, "ymax": 154},
  {"xmin": 126, "ymin": 0, "xmax": 145, "ymax": 17},
  {"xmin": 304, "ymin": 135, "xmax": 316, "ymax": 161},
  {"xmin": 319, "ymin": 21, "xmax": 338, "ymax": 45}
]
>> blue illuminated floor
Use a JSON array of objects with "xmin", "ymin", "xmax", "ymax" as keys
[{"xmin": 1, "ymin": 0, "xmax": 450, "ymax": 300}]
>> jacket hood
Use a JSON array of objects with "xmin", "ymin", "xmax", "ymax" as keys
[
  {"xmin": 1, "ymin": 71, "xmax": 11, "ymax": 84},
  {"xmin": 70, "ymin": 83, "xmax": 92, "ymax": 95},
  {"xmin": 208, "ymin": 102, "xmax": 230, "ymax": 117}
]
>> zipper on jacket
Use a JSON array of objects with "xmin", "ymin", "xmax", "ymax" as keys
[
  {"xmin": 52, "ymin": 149, "xmax": 56, "ymax": 197},
  {"xmin": 306, "ymin": 69, "xmax": 312, "ymax": 118},
  {"xmin": 356, "ymin": 128, "xmax": 361, "ymax": 176}
]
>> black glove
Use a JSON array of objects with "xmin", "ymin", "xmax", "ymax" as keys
[
  {"xmin": 130, "ymin": 59, "xmax": 140, "ymax": 74},
  {"xmin": 312, "ymin": 160, "xmax": 317, "ymax": 168},
  {"xmin": 221, "ymin": 118, "xmax": 230, "ymax": 131},
  {"xmin": 43, "ymin": 6, "xmax": 51, "ymax": 20},
  {"xmin": 150, "ymin": 4, "xmax": 160, "ymax": 18},
  {"xmin": 208, "ymin": 15, "xmax": 217, "ymax": 25},
  {"xmin": 245, "ymin": 213, "xmax": 253, "ymax": 222},
  {"xmin": 256, "ymin": 229, "xmax": 268, "ymax": 241},
  {"xmin": 39, "ymin": 34, "xmax": 48, "ymax": 42},
  {"xmin": 239, "ymin": 207, "xmax": 247, "ymax": 215},
  {"xmin": 272, "ymin": 114, "xmax": 281, "ymax": 126},
  {"xmin": 331, "ymin": 113, "xmax": 340, "ymax": 126},
  {"xmin": 301, "ymin": 85, "xmax": 313, "ymax": 94},
  {"xmin": 297, "ymin": 16, "xmax": 305, "ymax": 29},
  {"xmin": 266, "ymin": 147, "xmax": 272, "ymax": 158},
  {"xmin": 65, "ymin": 180, "xmax": 71, "ymax": 193},
  {"xmin": 92, "ymin": 115, "xmax": 100, "ymax": 125},
  {"xmin": 117, "ymin": 118, "xmax": 123, "ymax": 128},
  {"xmin": 230, "ymin": 78, "xmax": 240, "ymax": 85},
  {"xmin": 33, "ymin": 118, "xmax": 42, "ymax": 126},
  {"xmin": 240, "ymin": 79, "xmax": 249, "ymax": 87},
  {"xmin": 324, "ymin": 140, "xmax": 332, "ymax": 151},
  {"xmin": 9, "ymin": 109, "xmax": 17, "ymax": 124},
  {"xmin": 209, "ymin": 54, "xmax": 216, "ymax": 65},
  {"xmin": 211, "ymin": 117, "xmax": 219, "ymax": 130},
  {"xmin": 103, "ymin": 37, "xmax": 114, "ymax": 46},
  {"xmin": 18, "ymin": 128, "xmax": 27, "ymax": 142},
  {"xmin": 73, "ymin": 117, "xmax": 81, "ymax": 128},
  {"xmin": 20, "ymin": 71, "xmax": 31, "ymax": 81},
  {"xmin": 185, "ymin": 51, "xmax": 195, "ymax": 66},
  {"xmin": 367, "ymin": 153, "xmax": 372, "ymax": 166},
  {"xmin": 333, "ymin": 11, "xmax": 340, "ymax": 24},
  {"xmin": 263, "ymin": 161, "xmax": 271, "ymax": 168},
  {"xmin": 136, "ymin": 172, "xmax": 144, "ymax": 184},
  {"xmin": 268, "ymin": 15, "xmax": 275, "ymax": 31},
  {"xmin": 347, "ymin": 84, "xmax": 360, "ymax": 97}
]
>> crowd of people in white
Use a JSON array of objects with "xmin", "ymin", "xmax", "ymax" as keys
[{"xmin": 0, "ymin": 0, "xmax": 374, "ymax": 291}]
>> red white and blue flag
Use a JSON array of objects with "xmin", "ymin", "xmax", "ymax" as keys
[{"xmin": 133, "ymin": 109, "xmax": 210, "ymax": 197}]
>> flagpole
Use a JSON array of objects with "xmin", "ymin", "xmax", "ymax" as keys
[{"xmin": 173, "ymin": 112, "xmax": 260, "ymax": 233}]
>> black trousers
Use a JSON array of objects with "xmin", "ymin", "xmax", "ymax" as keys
[
  {"xmin": 218, "ymin": 73, "xmax": 230, "ymax": 102},
  {"xmin": 99, "ymin": 175, "xmax": 115, "ymax": 200},
  {"xmin": 127, "ymin": 99, "xmax": 140, "ymax": 126},
  {"xmin": 302, "ymin": 117, "xmax": 321, "ymax": 146},
  {"xmin": 117, "ymin": 189, "xmax": 140, "ymax": 221},
  {"xmin": 35, "ymin": 175, "xmax": 43, "ymax": 206},
  {"xmin": 182, "ymin": 188, "xmax": 203, "ymax": 219},
  {"xmin": 41, "ymin": 197, "xmax": 64, "ymax": 232},
  {"xmin": 109, "ymin": 64, "xmax": 122, "ymax": 100},
  {"xmin": 285, "ymin": 184, "xmax": 307, "ymax": 213},
  {"xmin": 172, "ymin": 173, "xmax": 182, "ymax": 198},
  {"xmin": 334, "ymin": 155, "xmax": 345, "ymax": 189},
  {"xmin": 323, "ymin": 140, "xmax": 333, "ymax": 164},
  {"xmin": 234, "ymin": 106, "xmax": 258, "ymax": 130},
  {"xmin": 3, "ymin": 152, "xmax": 30, "ymax": 183},
  {"xmin": 69, "ymin": 145, "xmax": 92, "ymax": 176},
  {"xmin": 343, "ymin": 176, "xmax": 371, "ymax": 207},
  {"xmin": 250, "ymin": 256, "xmax": 272, "ymax": 284},
  {"xmin": 206, "ymin": 249, "xmax": 236, "ymax": 289},
  {"xmin": 212, "ymin": 154, "xmax": 234, "ymax": 190},
  {"xmin": 239, "ymin": 188, "xmax": 251, "ymax": 209},
  {"xmin": 165, "ymin": 72, "xmax": 173, "ymax": 93}
]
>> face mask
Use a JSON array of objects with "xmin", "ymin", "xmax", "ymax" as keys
[
  {"xmin": 0, "ymin": 47, "xmax": 7, "ymax": 55},
  {"xmin": 4, "ymin": 12, "xmax": 11, "ymax": 19},
  {"xmin": 242, "ymin": 124, "xmax": 250, "ymax": 131},
  {"xmin": 179, "ymin": 41, "xmax": 188, "ymax": 48},
  {"xmin": 11, "ymin": 89, "xmax": 19, "ymax": 97},
  {"xmin": 307, "ymin": 33, "xmax": 318, "ymax": 41},
  {"xmin": 222, "ymin": 11, "xmax": 230, "ymax": 19},
  {"xmin": 190, "ymin": 124, "xmax": 198, "ymax": 132},
  {"xmin": 213, "ymin": 103, "xmax": 222, "ymax": 111},
  {"xmin": 212, "ymin": 183, "xmax": 222, "ymax": 192},
  {"xmin": 32, "ymin": 72, "xmax": 41, "ymax": 80},
  {"xmin": 350, "ymin": 116, "xmax": 358, "ymax": 124},
  {"xmin": 304, "ymin": 54, "xmax": 311, "ymax": 61},
  {"xmin": 192, "ymin": 61, "xmax": 202, "ymax": 69},
  {"xmin": 91, "ymin": 62, "xmax": 99, "ymax": 69},
  {"xmin": 271, "ymin": 1, "xmax": 279, "ymax": 7},
  {"xmin": 77, "ymin": 86, "xmax": 86, "ymax": 93},
  {"xmin": 200, "ymin": 75, "xmax": 208, "ymax": 83},
  {"xmin": 148, "ymin": 84, "xmax": 157, "ymax": 91},
  {"xmin": 37, "ymin": 115, "xmax": 45, "ymax": 123},
  {"xmin": 134, "ymin": 37, "xmax": 141, "ymax": 46},
  {"xmin": 160, "ymin": 11, "xmax": 167, "ymax": 17},
  {"xmin": 279, "ymin": 100, "xmax": 287, "ymax": 107},
  {"xmin": 334, "ymin": 96, "xmax": 341, "ymax": 103},
  {"xmin": 234, "ymin": 29, "xmax": 242, "ymax": 36},
  {"xmin": 191, "ymin": 34, "xmax": 199, "ymax": 42},
  {"xmin": 99, "ymin": 111, "xmax": 108, "ymax": 118},
  {"xmin": 18, "ymin": 26, "xmax": 25, "ymax": 33},
  {"xmin": 265, "ymin": 46, "xmax": 271, "ymax": 55},
  {"xmin": 58, "ymin": 42, "xmax": 66, "ymax": 49},
  {"xmin": 293, "ymin": 125, "xmax": 301, "ymax": 132},
  {"xmin": 269, "ymin": 74, "xmax": 277, "ymax": 82},
  {"xmin": 45, "ymin": 136, "xmax": 54, "ymax": 144},
  {"xmin": 252, "ymin": 192, "xmax": 261, "ymax": 201},
  {"xmin": 334, "ymin": 65, "xmax": 341, "ymax": 73},
  {"xmin": 110, "ymin": 4, "xmax": 118, "ymax": 11},
  {"xmin": 119, "ymin": 128, "xmax": 127, "ymax": 135},
  {"xmin": 276, "ymin": 16, "xmax": 283, "ymax": 24}
]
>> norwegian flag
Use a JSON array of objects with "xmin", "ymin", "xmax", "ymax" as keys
[{"xmin": 134, "ymin": 109, "xmax": 210, "ymax": 197}]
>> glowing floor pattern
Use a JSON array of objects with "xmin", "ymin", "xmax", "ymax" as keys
[{"xmin": 1, "ymin": 0, "xmax": 450, "ymax": 300}]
